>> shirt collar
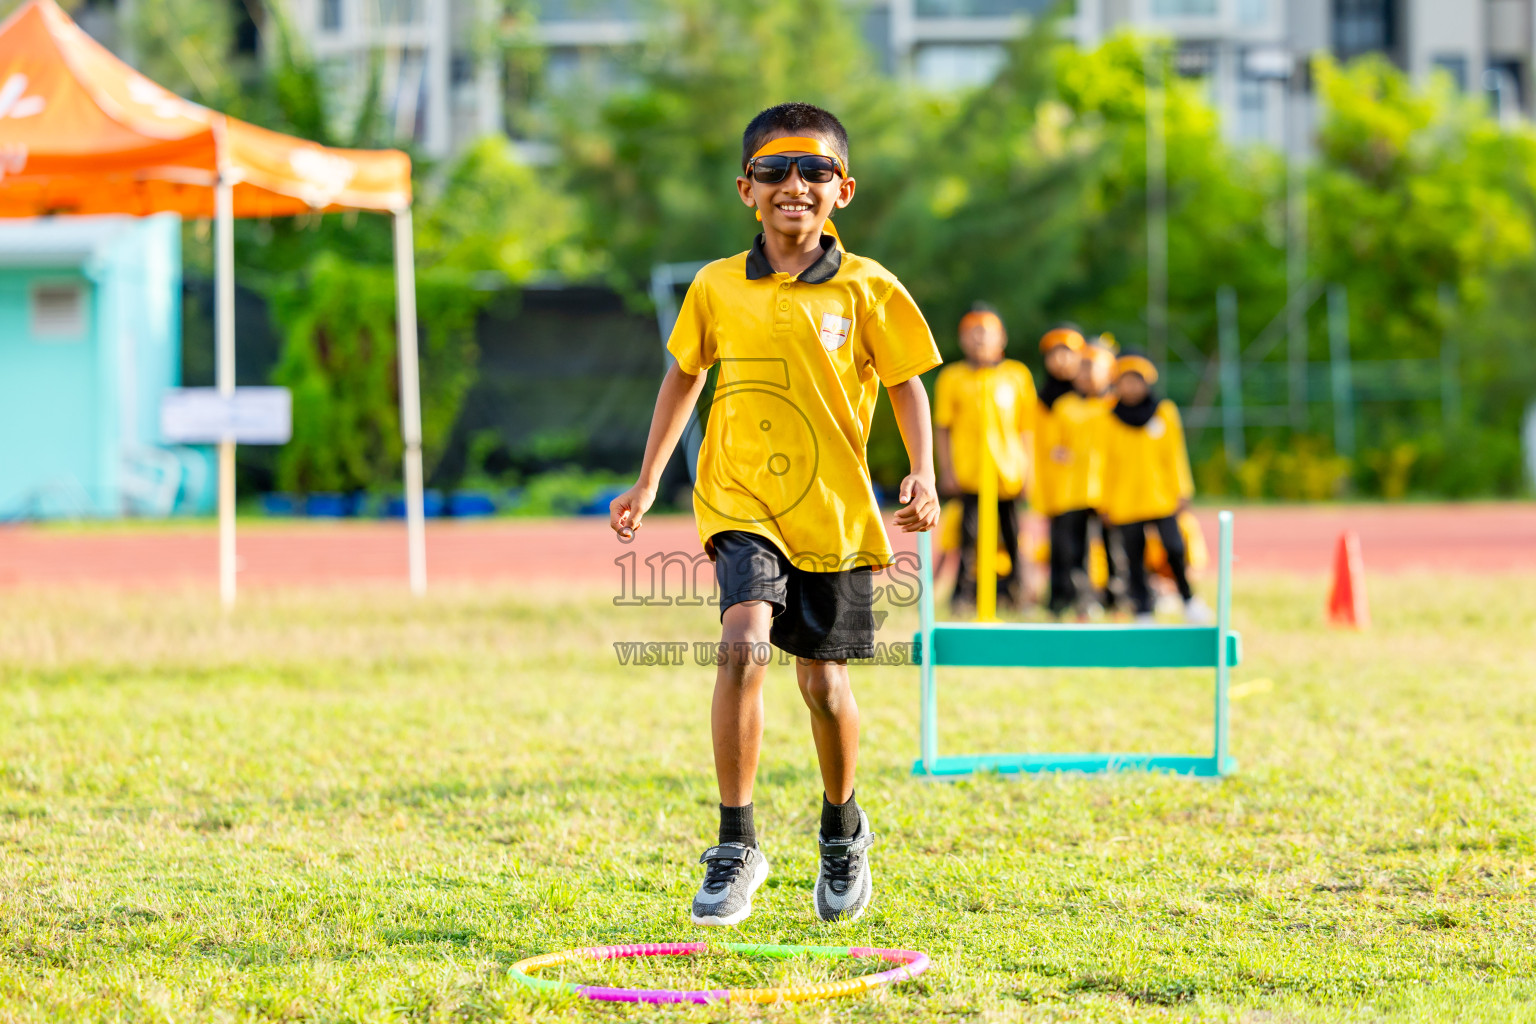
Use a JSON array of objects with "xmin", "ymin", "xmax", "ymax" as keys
[{"xmin": 745, "ymin": 232, "xmax": 843, "ymax": 284}]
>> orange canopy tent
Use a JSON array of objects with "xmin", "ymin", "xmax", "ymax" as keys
[{"xmin": 0, "ymin": 0, "xmax": 427, "ymax": 601}]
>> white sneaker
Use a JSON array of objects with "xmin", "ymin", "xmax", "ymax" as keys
[{"xmin": 1184, "ymin": 596, "xmax": 1215, "ymax": 625}]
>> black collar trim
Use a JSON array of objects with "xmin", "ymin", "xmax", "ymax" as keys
[
  {"xmin": 745, "ymin": 233, "xmax": 842, "ymax": 283},
  {"xmin": 1038, "ymin": 375, "xmax": 1075, "ymax": 411}
]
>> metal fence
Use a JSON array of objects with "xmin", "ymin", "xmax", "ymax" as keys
[{"xmin": 1167, "ymin": 283, "xmax": 1460, "ymax": 463}]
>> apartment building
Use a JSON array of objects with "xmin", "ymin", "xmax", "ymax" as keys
[
  {"xmin": 84, "ymin": 1, "xmax": 1536, "ymax": 156},
  {"xmin": 273, "ymin": 0, "xmax": 502, "ymax": 157},
  {"xmin": 871, "ymin": 0, "xmax": 1536, "ymax": 147},
  {"xmin": 529, "ymin": 0, "xmax": 1536, "ymax": 151}
]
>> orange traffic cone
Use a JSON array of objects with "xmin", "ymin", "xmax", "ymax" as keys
[{"xmin": 1327, "ymin": 530, "xmax": 1370, "ymax": 629}]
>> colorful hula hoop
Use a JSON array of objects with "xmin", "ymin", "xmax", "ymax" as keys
[{"xmin": 509, "ymin": 941, "xmax": 930, "ymax": 1004}]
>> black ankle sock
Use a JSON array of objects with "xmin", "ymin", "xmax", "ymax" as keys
[
  {"xmin": 719, "ymin": 803, "xmax": 756, "ymax": 847},
  {"xmin": 821, "ymin": 791, "xmax": 860, "ymax": 840}
]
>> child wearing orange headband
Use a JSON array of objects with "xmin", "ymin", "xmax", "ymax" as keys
[
  {"xmin": 933, "ymin": 304, "xmax": 1036, "ymax": 613},
  {"xmin": 1100, "ymin": 351, "xmax": 1213, "ymax": 624},
  {"xmin": 609, "ymin": 102, "xmax": 942, "ymax": 928},
  {"xmin": 1030, "ymin": 323, "xmax": 1099, "ymax": 617},
  {"xmin": 1065, "ymin": 334, "xmax": 1121, "ymax": 615}
]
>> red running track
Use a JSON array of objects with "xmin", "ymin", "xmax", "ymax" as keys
[{"xmin": 0, "ymin": 505, "xmax": 1532, "ymax": 589}]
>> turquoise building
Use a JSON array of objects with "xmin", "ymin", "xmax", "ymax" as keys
[{"xmin": 0, "ymin": 214, "xmax": 212, "ymax": 519}]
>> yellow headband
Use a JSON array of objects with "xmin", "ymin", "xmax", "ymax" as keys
[
  {"xmin": 749, "ymin": 135, "xmax": 847, "ymax": 175},
  {"xmin": 959, "ymin": 310, "xmax": 1003, "ymax": 335},
  {"xmin": 1113, "ymin": 355, "xmax": 1159, "ymax": 385},
  {"xmin": 1040, "ymin": 328, "xmax": 1084, "ymax": 353}
]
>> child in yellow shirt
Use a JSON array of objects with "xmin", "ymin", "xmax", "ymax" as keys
[
  {"xmin": 934, "ymin": 306, "xmax": 1036, "ymax": 613},
  {"xmin": 609, "ymin": 102, "xmax": 943, "ymax": 926},
  {"xmin": 1100, "ymin": 353, "xmax": 1213, "ymax": 624},
  {"xmin": 1073, "ymin": 335, "xmax": 1119, "ymax": 614},
  {"xmin": 1031, "ymin": 323, "xmax": 1102, "ymax": 617}
]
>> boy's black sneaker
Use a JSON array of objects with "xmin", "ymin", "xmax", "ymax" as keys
[
  {"xmin": 814, "ymin": 810, "xmax": 875, "ymax": 922},
  {"xmin": 690, "ymin": 843, "xmax": 769, "ymax": 926}
]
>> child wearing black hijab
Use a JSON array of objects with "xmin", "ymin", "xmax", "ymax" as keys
[{"xmin": 1099, "ymin": 352, "xmax": 1212, "ymax": 624}]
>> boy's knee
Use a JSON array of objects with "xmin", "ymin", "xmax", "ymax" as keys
[
  {"xmin": 716, "ymin": 601, "xmax": 775, "ymax": 681},
  {"xmin": 797, "ymin": 663, "xmax": 851, "ymax": 713},
  {"xmin": 721, "ymin": 600, "xmax": 773, "ymax": 644}
]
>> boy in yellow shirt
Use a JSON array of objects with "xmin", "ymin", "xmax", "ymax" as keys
[
  {"xmin": 934, "ymin": 306, "xmax": 1036, "ymax": 613},
  {"xmin": 608, "ymin": 103, "xmax": 942, "ymax": 926},
  {"xmin": 1100, "ymin": 352, "xmax": 1213, "ymax": 624}
]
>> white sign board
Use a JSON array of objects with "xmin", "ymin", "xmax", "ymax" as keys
[
  {"xmin": 160, "ymin": 387, "xmax": 293, "ymax": 445},
  {"xmin": 1243, "ymin": 47, "xmax": 1294, "ymax": 80}
]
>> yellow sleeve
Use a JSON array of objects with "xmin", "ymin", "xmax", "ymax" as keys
[
  {"xmin": 1029, "ymin": 401, "xmax": 1051, "ymax": 514},
  {"xmin": 1013, "ymin": 364, "xmax": 1037, "ymax": 436},
  {"xmin": 665, "ymin": 278, "xmax": 715, "ymax": 375},
  {"xmin": 933, "ymin": 365, "xmax": 958, "ymax": 429},
  {"xmin": 865, "ymin": 279, "xmax": 942, "ymax": 387},
  {"xmin": 1164, "ymin": 402, "xmax": 1194, "ymax": 499}
]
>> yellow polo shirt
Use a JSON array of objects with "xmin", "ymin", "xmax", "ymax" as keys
[
  {"xmin": 1032, "ymin": 390, "xmax": 1110, "ymax": 516},
  {"xmin": 933, "ymin": 359, "xmax": 1036, "ymax": 500},
  {"xmin": 1100, "ymin": 400, "xmax": 1194, "ymax": 525},
  {"xmin": 668, "ymin": 234, "xmax": 942, "ymax": 571}
]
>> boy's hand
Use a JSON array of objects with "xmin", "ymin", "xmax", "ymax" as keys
[
  {"xmin": 894, "ymin": 473, "xmax": 940, "ymax": 533},
  {"xmin": 938, "ymin": 468, "xmax": 960, "ymax": 497},
  {"xmin": 610, "ymin": 483, "xmax": 657, "ymax": 540}
]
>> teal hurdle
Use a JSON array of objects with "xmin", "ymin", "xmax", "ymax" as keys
[{"xmin": 912, "ymin": 510, "xmax": 1241, "ymax": 779}]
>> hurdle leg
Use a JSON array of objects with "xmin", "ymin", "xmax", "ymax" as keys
[
  {"xmin": 1213, "ymin": 510, "xmax": 1234, "ymax": 775},
  {"xmin": 917, "ymin": 531, "xmax": 939, "ymax": 772}
]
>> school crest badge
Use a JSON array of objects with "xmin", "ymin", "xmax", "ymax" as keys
[{"xmin": 819, "ymin": 312, "xmax": 852, "ymax": 351}]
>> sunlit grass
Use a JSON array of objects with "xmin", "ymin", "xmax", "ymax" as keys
[{"xmin": 0, "ymin": 572, "xmax": 1533, "ymax": 1021}]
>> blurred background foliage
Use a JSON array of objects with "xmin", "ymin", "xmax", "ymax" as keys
[{"xmin": 63, "ymin": 0, "xmax": 1536, "ymax": 501}]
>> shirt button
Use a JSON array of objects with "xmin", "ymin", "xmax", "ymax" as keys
[{"xmin": 778, "ymin": 301, "xmax": 789, "ymax": 310}]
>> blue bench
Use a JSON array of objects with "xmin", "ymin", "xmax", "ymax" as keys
[{"xmin": 912, "ymin": 510, "xmax": 1241, "ymax": 779}]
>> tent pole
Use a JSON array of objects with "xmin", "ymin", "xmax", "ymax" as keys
[
  {"xmin": 216, "ymin": 177, "xmax": 237, "ymax": 609},
  {"xmin": 393, "ymin": 207, "xmax": 427, "ymax": 595}
]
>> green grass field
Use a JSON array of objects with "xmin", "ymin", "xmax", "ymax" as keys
[{"xmin": 1, "ymin": 573, "xmax": 1533, "ymax": 1022}]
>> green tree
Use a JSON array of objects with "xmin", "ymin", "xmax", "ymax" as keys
[
  {"xmin": 117, "ymin": 0, "xmax": 238, "ymax": 107},
  {"xmin": 1050, "ymin": 34, "xmax": 1286, "ymax": 361},
  {"xmin": 1306, "ymin": 57, "xmax": 1536, "ymax": 493},
  {"xmin": 858, "ymin": 17, "xmax": 1108, "ymax": 350},
  {"xmin": 1310, "ymin": 55, "xmax": 1536, "ymax": 361},
  {"xmin": 553, "ymin": 0, "xmax": 886, "ymax": 289},
  {"xmin": 416, "ymin": 136, "xmax": 601, "ymax": 281},
  {"xmin": 269, "ymin": 255, "xmax": 484, "ymax": 492}
]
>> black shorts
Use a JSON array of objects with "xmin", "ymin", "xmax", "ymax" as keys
[{"xmin": 709, "ymin": 530, "xmax": 876, "ymax": 662}]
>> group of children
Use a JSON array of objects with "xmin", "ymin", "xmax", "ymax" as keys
[
  {"xmin": 608, "ymin": 100, "xmax": 1208, "ymax": 931},
  {"xmin": 934, "ymin": 310, "xmax": 1212, "ymax": 625}
]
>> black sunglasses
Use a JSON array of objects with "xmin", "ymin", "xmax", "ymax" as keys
[{"xmin": 747, "ymin": 154, "xmax": 844, "ymax": 184}]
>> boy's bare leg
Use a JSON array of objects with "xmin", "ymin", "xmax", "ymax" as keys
[
  {"xmin": 796, "ymin": 658, "xmax": 858, "ymax": 804},
  {"xmin": 694, "ymin": 599, "xmax": 774, "ymax": 926},
  {"xmin": 799, "ymin": 656, "xmax": 874, "ymax": 922},
  {"xmin": 712, "ymin": 600, "xmax": 775, "ymax": 806}
]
